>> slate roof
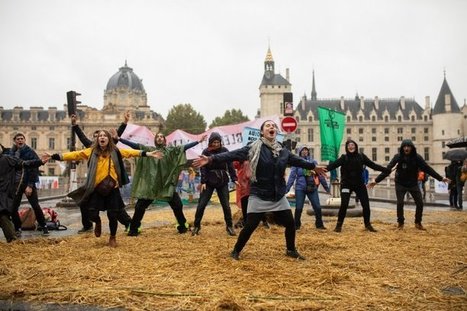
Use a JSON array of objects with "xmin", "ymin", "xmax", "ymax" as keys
[
  {"xmin": 295, "ymin": 97, "xmax": 425, "ymax": 121},
  {"xmin": 105, "ymin": 61, "xmax": 145, "ymax": 93},
  {"xmin": 432, "ymin": 77, "xmax": 460, "ymax": 115}
]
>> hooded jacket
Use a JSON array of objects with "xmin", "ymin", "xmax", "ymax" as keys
[
  {"xmin": 200, "ymin": 132, "xmax": 237, "ymax": 187},
  {"xmin": 375, "ymin": 139, "xmax": 444, "ymax": 187},
  {"xmin": 8, "ymin": 144, "xmax": 40, "ymax": 187},
  {"xmin": 286, "ymin": 146, "xmax": 330, "ymax": 193},
  {"xmin": 327, "ymin": 140, "xmax": 390, "ymax": 188}
]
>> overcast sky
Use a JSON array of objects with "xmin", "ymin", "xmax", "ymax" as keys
[{"xmin": 0, "ymin": 0, "xmax": 466, "ymax": 124}]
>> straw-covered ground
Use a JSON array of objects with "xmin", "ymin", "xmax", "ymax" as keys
[{"xmin": 1, "ymin": 205, "xmax": 466, "ymax": 310}]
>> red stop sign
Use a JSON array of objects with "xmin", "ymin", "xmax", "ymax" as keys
[{"xmin": 281, "ymin": 117, "xmax": 298, "ymax": 133}]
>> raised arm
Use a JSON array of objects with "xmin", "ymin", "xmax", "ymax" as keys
[
  {"xmin": 71, "ymin": 114, "xmax": 92, "ymax": 148},
  {"xmin": 116, "ymin": 110, "xmax": 130, "ymax": 137}
]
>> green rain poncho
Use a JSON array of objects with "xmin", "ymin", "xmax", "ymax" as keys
[{"xmin": 131, "ymin": 144, "xmax": 187, "ymax": 200}]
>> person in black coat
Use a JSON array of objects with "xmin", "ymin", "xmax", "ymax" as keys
[
  {"xmin": 0, "ymin": 144, "xmax": 48, "ymax": 242},
  {"xmin": 326, "ymin": 139, "xmax": 390, "ymax": 233},
  {"xmin": 8, "ymin": 133, "xmax": 50, "ymax": 236},
  {"xmin": 193, "ymin": 120, "xmax": 327, "ymax": 260},
  {"xmin": 369, "ymin": 139, "xmax": 450, "ymax": 230},
  {"xmin": 192, "ymin": 132, "xmax": 238, "ymax": 236}
]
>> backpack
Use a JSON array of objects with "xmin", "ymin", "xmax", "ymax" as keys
[
  {"xmin": 18, "ymin": 207, "xmax": 37, "ymax": 230},
  {"xmin": 417, "ymin": 171, "xmax": 426, "ymax": 182},
  {"xmin": 42, "ymin": 207, "xmax": 67, "ymax": 231}
]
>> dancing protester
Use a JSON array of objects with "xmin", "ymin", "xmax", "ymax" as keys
[
  {"xmin": 193, "ymin": 120, "xmax": 327, "ymax": 260},
  {"xmin": 233, "ymin": 160, "xmax": 269, "ymax": 229},
  {"xmin": 8, "ymin": 133, "xmax": 50, "ymax": 236},
  {"xmin": 0, "ymin": 144, "xmax": 49, "ymax": 242},
  {"xmin": 71, "ymin": 113, "xmax": 132, "ymax": 233},
  {"xmin": 47, "ymin": 130, "xmax": 163, "ymax": 247},
  {"xmin": 445, "ymin": 160, "xmax": 462, "ymax": 209},
  {"xmin": 286, "ymin": 146, "xmax": 330, "ymax": 230},
  {"xmin": 114, "ymin": 123, "xmax": 207, "ymax": 235},
  {"xmin": 192, "ymin": 132, "xmax": 238, "ymax": 236},
  {"xmin": 368, "ymin": 139, "xmax": 450, "ymax": 230},
  {"xmin": 455, "ymin": 159, "xmax": 467, "ymax": 210},
  {"xmin": 326, "ymin": 140, "xmax": 390, "ymax": 233}
]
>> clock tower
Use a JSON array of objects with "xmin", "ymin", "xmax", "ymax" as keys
[{"xmin": 259, "ymin": 47, "xmax": 292, "ymax": 117}]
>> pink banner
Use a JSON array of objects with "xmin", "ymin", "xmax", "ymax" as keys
[{"xmin": 166, "ymin": 115, "xmax": 282, "ymax": 159}]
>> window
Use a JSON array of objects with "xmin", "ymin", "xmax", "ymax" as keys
[
  {"xmin": 384, "ymin": 137, "xmax": 389, "ymax": 142},
  {"xmin": 397, "ymin": 128, "xmax": 403, "ymax": 134},
  {"xmin": 310, "ymin": 148, "xmax": 315, "ymax": 158},
  {"xmin": 385, "ymin": 156, "xmax": 390, "ymax": 161},
  {"xmin": 442, "ymin": 130, "xmax": 445, "ymax": 135},
  {"xmin": 48, "ymin": 168, "xmax": 55, "ymax": 176},
  {"xmin": 424, "ymin": 136, "xmax": 429, "ymax": 141},
  {"xmin": 397, "ymin": 136, "xmax": 403, "ymax": 141},
  {"xmin": 424, "ymin": 147, "xmax": 429, "ymax": 161},
  {"xmin": 398, "ymin": 116, "xmax": 402, "ymax": 122},
  {"xmin": 31, "ymin": 126, "xmax": 36, "ymax": 130},
  {"xmin": 359, "ymin": 137, "xmax": 364, "ymax": 142},
  {"xmin": 359, "ymin": 116, "xmax": 363, "ymax": 122},
  {"xmin": 31, "ymin": 137, "xmax": 37, "ymax": 149},
  {"xmin": 66, "ymin": 137, "xmax": 71, "ymax": 150},
  {"xmin": 49, "ymin": 126, "xmax": 55, "ymax": 131},
  {"xmin": 347, "ymin": 116, "xmax": 351, "ymax": 122},
  {"xmin": 296, "ymin": 128, "xmax": 301, "ymax": 135},
  {"xmin": 308, "ymin": 116, "xmax": 313, "ymax": 122},
  {"xmin": 411, "ymin": 128, "xmax": 416, "ymax": 134},
  {"xmin": 358, "ymin": 128, "xmax": 364, "ymax": 134},
  {"xmin": 385, "ymin": 148, "xmax": 390, "ymax": 153},
  {"xmin": 442, "ymin": 142, "xmax": 445, "ymax": 148},
  {"xmin": 371, "ymin": 116, "xmax": 376, "ymax": 121},
  {"xmin": 411, "ymin": 116, "xmax": 415, "ymax": 121},
  {"xmin": 296, "ymin": 116, "xmax": 300, "ymax": 121},
  {"xmin": 372, "ymin": 148, "xmax": 377, "ymax": 161},
  {"xmin": 424, "ymin": 128, "xmax": 429, "ymax": 134},
  {"xmin": 371, "ymin": 128, "xmax": 376, "ymax": 134},
  {"xmin": 372, "ymin": 137, "xmax": 376, "ymax": 142},
  {"xmin": 307, "ymin": 128, "xmax": 313, "ymax": 142},
  {"xmin": 347, "ymin": 128, "xmax": 351, "ymax": 134},
  {"xmin": 49, "ymin": 138, "xmax": 55, "ymax": 149},
  {"xmin": 424, "ymin": 115, "xmax": 428, "ymax": 121},
  {"xmin": 384, "ymin": 128, "xmax": 389, "ymax": 134},
  {"xmin": 384, "ymin": 116, "xmax": 389, "ymax": 122},
  {"xmin": 412, "ymin": 136, "xmax": 416, "ymax": 141},
  {"xmin": 360, "ymin": 148, "xmax": 364, "ymax": 154}
]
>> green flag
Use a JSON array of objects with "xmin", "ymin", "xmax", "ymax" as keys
[{"xmin": 318, "ymin": 107, "xmax": 345, "ymax": 161}]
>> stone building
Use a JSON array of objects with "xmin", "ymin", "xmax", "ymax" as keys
[
  {"xmin": 258, "ymin": 48, "xmax": 467, "ymax": 174},
  {"xmin": 0, "ymin": 62, "xmax": 164, "ymax": 179}
]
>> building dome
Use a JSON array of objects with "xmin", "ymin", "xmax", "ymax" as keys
[{"xmin": 105, "ymin": 61, "xmax": 145, "ymax": 93}]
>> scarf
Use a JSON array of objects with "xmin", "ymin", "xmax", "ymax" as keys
[
  {"xmin": 248, "ymin": 137, "xmax": 282, "ymax": 182},
  {"xmin": 72, "ymin": 148, "xmax": 122, "ymax": 204}
]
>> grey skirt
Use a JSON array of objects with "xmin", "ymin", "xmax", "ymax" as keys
[{"xmin": 247, "ymin": 195, "xmax": 291, "ymax": 214}]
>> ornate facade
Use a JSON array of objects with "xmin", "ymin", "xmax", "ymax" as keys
[
  {"xmin": 259, "ymin": 48, "xmax": 467, "ymax": 174},
  {"xmin": 0, "ymin": 62, "xmax": 164, "ymax": 178}
]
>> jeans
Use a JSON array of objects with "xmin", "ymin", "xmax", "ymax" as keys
[
  {"xmin": 294, "ymin": 189, "xmax": 324, "ymax": 228},
  {"xmin": 194, "ymin": 184, "xmax": 233, "ymax": 228},
  {"xmin": 395, "ymin": 183, "xmax": 424, "ymax": 224}
]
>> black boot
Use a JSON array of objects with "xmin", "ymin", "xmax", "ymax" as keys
[
  {"xmin": 192, "ymin": 226, "xmax": 201, "ymax": 236},
  {"xmin": 286, "ymin": 249, "xmax": 306, "ymax": 260},
  {"xmin": 230, "ymin": 249, "xmax": 240, "ymax": 260},
  {"xmin": 226, "ymin": 226, "xmax": 236, "ymax": 236},
  {"xmin": 334, "ymin": 222, "xmax": 343, "ymax": 233},
  {"xmin": 365, "ymin": 224, "xmax": 377, "ymax": 232}
]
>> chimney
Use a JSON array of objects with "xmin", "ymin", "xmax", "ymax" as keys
[
  {"xmin": 424, "ymin": 96, "xmax": 431, "ymax": 110},
  {"xmin": 374, "ymin": 96, "xmax": 379, "ymax": 110},
  {"xmin": 360, "ymin": 96, "xmax": 365, "ymax": 110},
  {"xmin": 340, "ymin": 96, "xmax": 345, "ymax": 110},
  {"xmin": 400, "ymin": 96, "xmax": 406, "ymax": 110},
  {"xmin": 286, "ymin": 68, "xmax": 290, "ymax": 82},
  {"xmin": 445, "ymin": 94, "xmax": 451, "ymax": 112}
]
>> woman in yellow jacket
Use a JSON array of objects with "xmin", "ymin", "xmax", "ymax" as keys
[{"xmin": 49, "ymin": 130, "xmax": 162, "ymax": 247}]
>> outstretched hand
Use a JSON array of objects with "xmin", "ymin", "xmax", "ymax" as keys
[
  {"xmin": 313, "ymin": 166, "xmax": 327, "ymax": 177},
  {"xmin": 123, "ymin": 110, "xmax": 130, "ymax": 124},
  {"xmin": 41, "ymin": 153, "xmax": 51, "ymax": 163},
  {"xmin": 442, "ymin": 177, "xmax": 451, "ymax": 184},
  {"xmin": 198, "ymin": 134, "xmax": 208, "ymax": 143},
  {"xmin": 147, "ymin": 150, "xmax": 164, "ymax": 159},
  {"xmin": 71, "ymin": 114, "xmax": 77, "ymax": 125},
  {"xmin": 367, "ymin": 181, "xmax": 377, "ymax": 189},
  {"xmin": 109, "ymin": 128, "xmax": 119, "ymax": 141},
  {"xmin": 192, "ymin": 155, "xmax": 210, "ymax": 168}
]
